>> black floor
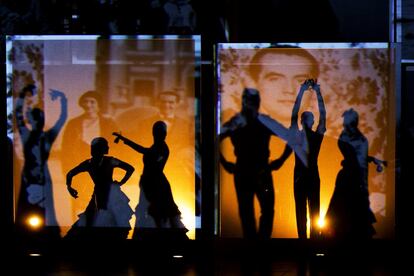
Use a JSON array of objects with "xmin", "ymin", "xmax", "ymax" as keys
[{"xmin": 8, "ymin": 238, "xmax": 406, "ymax": 275}]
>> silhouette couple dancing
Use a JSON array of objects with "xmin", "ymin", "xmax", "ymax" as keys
[
  {"xmin": 220, "ymin": 79, "xmax": 386, "ymax": 240},
  {"xmin": 220, "ymin": 80, "xmax": 325, "ymax": 240},
  {"xmin": 65, "ymin": 120, "xmax": 188, "ymax": 240}
]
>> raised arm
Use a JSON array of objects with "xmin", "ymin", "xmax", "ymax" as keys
[
  {"xmin": 48, "ymin": 90, "xmax": 68, "ymax": 139},
  {"xmin": 291, "ymin": 82, "xmax": 308, "ymax": 129},
  {"xmin": 314, "ymin": 84, "xmax": 326, "ymax": 134},
  {"xmin": 46, "ymin": 90, "xmax": 68, "ymax": 147},
  {"xmin": 113, "ymin": 132, "xmax": 148, "ymax": 154}
]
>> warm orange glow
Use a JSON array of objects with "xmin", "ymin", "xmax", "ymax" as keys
[
  {"xmin": 9, "ymin": 37, "xmax": 199, "ymax": 240},
  {"xmin": 27, "ymin": 215, "xmax": 43, "ymax": 229},
  {"xmin": 219, "ymin": 46, "xmax": 395, "ymax": 238},
  {"xmin": 179, "ymin": 203, "xmax": 196, "ymax": 239},
  {"xmin": 317, "ymin": 217, "xmax": 326, "ymax": 229}
]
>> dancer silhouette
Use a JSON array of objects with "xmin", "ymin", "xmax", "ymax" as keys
[
  {"xmin": 61, "ymin": 90, "xmax": 118, "ymax": 222},
  {"xmin": 277, "ymin": 79, "xmax": 326, "ymax": 239},
  {"xmin": 15, "ymin": 85, "xmax": 67, "ymax": 238},
  {"xmin": 65, "ymin": 137, "xmax": 134, "ymax": 239},
  {"xmin": 113, "ymin": 121, "xmax": 188, "ymax": 240},
  {"xmin": 219, "ymin": 88, "xmax": 289, "ymax": 239},
  {"xmin": 324, "ymin": 108, "xmax": 386, "ymax": 240}
]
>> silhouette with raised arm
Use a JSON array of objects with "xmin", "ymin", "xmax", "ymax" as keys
[
  {"xmin": 295, "ymin": 80, "xmax": 326, "ymax": 239},
  {"xmin": 65, "ymin": 137, "xmax": 134, "ymax": 239},
  {"xmin": 113, "ymin": 121, "xmax": 189, "ymax": 240},
  {"xmin": 61, "ymin": 90, "xmax": 118, "ymax": 222},
  {"xmin": 274, "ymin": 79, "xmax": 326, "ymax": 239},
  {"xmin": 15, "ymin": 84, "xmax": 67, "ymax": 238},
  {"xmin": 219, "ymin": 87, "xmax": 289, "ymax": 239},
  {"xmin": 324, "ymin": 108, "xmax": 386, "ymax": 240}
]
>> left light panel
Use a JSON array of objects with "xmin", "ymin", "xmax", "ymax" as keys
[{"xmin": 7, "ymin": 35, "xmax": 201, "ymax": 240}]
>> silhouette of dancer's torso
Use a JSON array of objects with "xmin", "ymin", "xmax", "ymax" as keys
[
  {"xmin": 139, "ymin": 141, "xmax": 180, "ymax": 220},
  {"xmin": 294, "ymin": 128, "xmax": 324, "ymax": 178},
  {"xmin": 224, "ymin": 113, "xmax": 275, "ymax": 239},
  {"xmin": 80, "ymin": 156, "xmax": 121, "ymax": 209},
  {"xmin": 325, "ymin": 128, "xmax": 376, "ymax": 239},
  {"xmin": 230, "ymin": 117, "xmax": 272, "ymax": 171}
]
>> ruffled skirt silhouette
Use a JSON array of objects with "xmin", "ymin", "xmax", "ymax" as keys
[
  {"xmin": 65, "ymin": 183, "xmax": 133, "ymax": 239},
  {"xmin": 324, "ymin": 165, "xmax": 376, "ymax": 240},
  {"xmin": 132, "ymin": 173, "xmax": 188, "ymax": 241}
]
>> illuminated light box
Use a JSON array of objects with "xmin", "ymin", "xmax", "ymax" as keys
[
  {"xmin": 7, "ymin": 35, "xmax": 201, "ymax": 240},
  {"xmin": 217, "ymin": 43, "xmax": 396, "ymax": 239}
]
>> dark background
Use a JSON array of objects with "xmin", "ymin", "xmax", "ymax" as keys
[{"xmin": 1, "ymin": 0, "xmax": 413, "ymax": 262}]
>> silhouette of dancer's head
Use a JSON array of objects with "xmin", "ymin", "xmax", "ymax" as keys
[
  {"xmin": 342, "ymin": 108, "xmax": 359, "ymax": 132},
  {"xmin": 27, "ymin": 108, "xmax": 45, "ymax": 131},
  {"xmin": 152, "ymin": 121, "xmax": 167, "ymax": 143},
  {"xmin": 78, "ymin": 91, "xmax": 102, "ymax": 118},
  {"xmin": 241, "ymin": 88, "xmax": 260, "ymax": 121},
  {"xmin": 301, "ymin": 111, "xmax": 314, "ymax": 130},
  {"xmin": 91, "ymin": 137, "xmax": 109, "ymax": 157}
]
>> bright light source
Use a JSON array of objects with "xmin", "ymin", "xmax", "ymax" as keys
[
  {"xmin": 179, "ymin": 204, "xmax": 195, "ymax": 239},
  {"xmin": 27, "ymin": 215, "xmax": 43, "ymax": 229},
  {"xmin": 317, "ymin": 217, "xmax": 326, "ymax": 229},
  {"xmin": 173, "ymin": 255, "xmax": 184, "ymax": 259},
  {"xmin": 29, "ymin": 253, "xmax": 42, "ymax": 257}
]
